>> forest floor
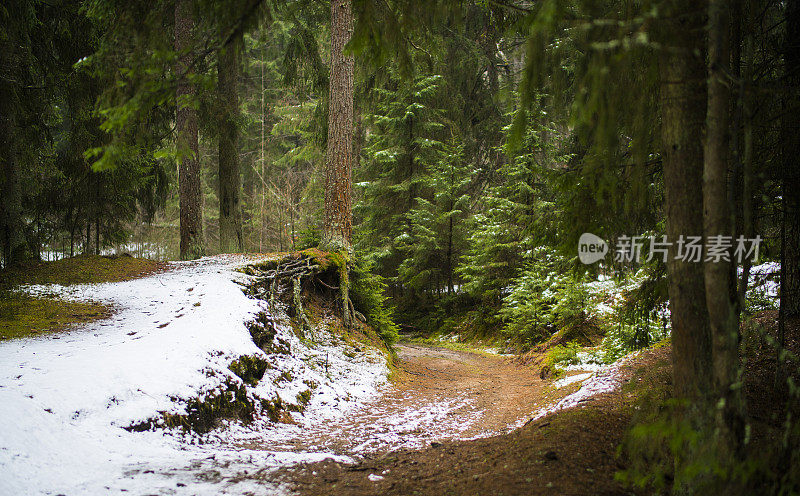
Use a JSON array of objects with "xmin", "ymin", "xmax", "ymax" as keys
[
  {"xmin": 237, "ymin": 343, "xmax": 574, "ymax": 458},
  {"xmin": 277, "ymin": 342, "xmax": 661, "ymax": 496},
  {"xmin": 9, "ymin": 252, "xmax": 760, "ymax": 496}
]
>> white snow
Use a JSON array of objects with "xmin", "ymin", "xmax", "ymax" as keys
[
  {"xmin": 0, "ymin": 255, "xmax": 390, "ymax": 496},
  {"xmin": 552, "ymin": 372, "xmax": 593, "ymax": 388}
]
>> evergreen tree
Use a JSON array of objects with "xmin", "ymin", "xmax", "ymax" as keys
[
  {"xmin": 218, "ymin": 33, "xmax": 244, "ymax": 253},
  {"xmin": 175, "ymin": 0, "xmax": 205, "ymax": 260},
  {"xmin": 323, "ymin": 0, "xmax": 355, "ymax": 253}
]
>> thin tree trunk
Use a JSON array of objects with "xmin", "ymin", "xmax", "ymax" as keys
[
  {"xmin": 94, "ymin": 174, "xmax": 101, "ymax": 255},
  {"xmin": 175, "ymin": 0, "xmax": 205, "ymax": 260},
  {"xmin": 738, "ymin": 10, "xmax": 755, "ymax": 308},
  {"xmin": 322, "ymin": 0, "xmax": 355, "ymax": 252},
  {"xmin": 704, "ymin": 0, "xmax": 745, "ymax": 466},
  {"xmin": 218, "ymin": 34, "xmax": 244, "ymax": 254},
  {"xmin": 260, "ymin": 41, "xmax": 266, "ymax": 253}
]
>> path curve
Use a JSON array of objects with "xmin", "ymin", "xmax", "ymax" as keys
[{"xmin": 244, "ymin": 343, "xmax": 547, "ymax": 457}]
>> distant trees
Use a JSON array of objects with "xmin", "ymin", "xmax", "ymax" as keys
[{"xmin": 0, "ymin": 33, "xmax": 25, "ymax": 267}]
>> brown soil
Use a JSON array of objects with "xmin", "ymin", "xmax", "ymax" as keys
[
  {"xmin": 239, "ymin": 344, "xmax": 574, "ymax": 455},
  {"xmin": 279, "ymin": 312, "xmax": 800, "ymax": 496},
  {"xmin": 277, "ymin": 344, "xmax": 669, "ymax": 496}
]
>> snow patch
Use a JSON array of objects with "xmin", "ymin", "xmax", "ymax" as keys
[{"xmin": 0, "ymin": 255, "xmax": 390, "ymax": 495}]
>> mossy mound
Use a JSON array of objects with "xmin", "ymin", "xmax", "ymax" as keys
[
  {"xmin": 247, "ymin": 312, "xmax": 291, "ymax": 354},
  {"xmin": 0, "ymin": 293, "xmax": 110, "ymax": 341},
  {"xmin": 128, "ymin": 379, "xmax": 256, "ymax": 434},
  {"xmin": 0, "ymin": 254, "xmax": 163, "ymax": 290}
]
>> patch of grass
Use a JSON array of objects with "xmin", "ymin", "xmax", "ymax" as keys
[
  {"xmin": 0, "ymin": 254, "xmax": 163, "ymax": 289},
  {"xmin": 0, "ymin": 293, "xmax": 109, "ymax": 341}
]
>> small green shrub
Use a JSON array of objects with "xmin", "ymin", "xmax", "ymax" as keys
[
  {"xmin": 350, "ymin": 253, "xmax": 400, "ymax": 345},
  {"xmin": 546, "ymin": 341, "xmax": 582, "ymax": 369},
  {"xmin": 499, "ymin": 249, "xmax": 592, "ymax": 349}
]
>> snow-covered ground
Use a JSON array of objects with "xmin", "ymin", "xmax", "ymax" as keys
[{"xmin": 0, "ymin": 255, "xmax": 390, "ymax": 496}]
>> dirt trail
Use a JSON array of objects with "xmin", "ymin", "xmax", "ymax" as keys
[
  {"xmin": 242, "ymin": 343, "xmax": 549, "ymax": 457},
  {"xmin": 276, "ymin": 344, "xmax": 667, "ymax": 496}
]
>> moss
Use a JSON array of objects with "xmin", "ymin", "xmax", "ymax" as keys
[
  {"xmin": 299, "ymin": 247, "xmax": 337, "ymax": 270},
  {"xmin": 0, "ymin": 292, "xmax": 110, "ymax": 341},
  {"xmin": 228, "ymin": 355, "xmax": 270, "ymax": 386},
  {"xmin": 261, "ymin": 396, "xmax": 295, "ymax": 423},
  {"xmin": 0, "ymin": 254, "xmax": 163, "ymax": 290},
  {"xmin": 296, "ymin": 389, "xmax": 313, "ymax": 408},
  {"xmin": 275, "ymin": 370, "xmax": 294, "ymax": 383},
  {"xmin": 246, "ymin": 312, "xmax": 291, "ymax": 354},
  {"xmin": 129, "ymin": 379, "xmax": 257, "ymax": 434}
]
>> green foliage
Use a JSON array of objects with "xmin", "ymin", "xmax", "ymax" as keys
[
  {"xmin": 350, "ymin": 254, "xmax": 400, "ymax": 346},
  {"xmin": 598, "ymin": 266, "xmax": 669, "ymax": 363},
  {"xmin": 545, "ymin": 341, "xmax": 582, "ymax": 369},
  {"xmin": 499, "ymin": 248, "xmax": 590, "ymax": 347}
]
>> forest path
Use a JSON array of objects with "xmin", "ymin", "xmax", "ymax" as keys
[{"xmin": 241, "ymin": 342, "xmax": 549, "ymax": 461}]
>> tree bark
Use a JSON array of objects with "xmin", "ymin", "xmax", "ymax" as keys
[
  {"xmin": 175, "ymin": 0, "xmax": 205, "ymax": 260},
  {"xmin": 218, "ymin": 34, "xmax": 244, "ymax": 254},
  {"xmin": 657, "ymin": 2, "xmax": 716, "ymax": 489},
  {"xmin": 322, "ymin": 0, "xmax": 355, "ymax": 252},
  {"xmin": 658, "ymin": 0, "xmax": 713, "ymax": 407},
  {"xmin": 0, "ymin": 38, "xmax": 26, "ymax": 268},
  {"xmin": 782, "ymin": 0, "xmax": 800, "ymax": 319},
  {"xmin": 704, "ymin": 0, "xmax": 745, "ymax": 466}
]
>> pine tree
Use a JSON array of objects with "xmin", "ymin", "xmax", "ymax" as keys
[
  {"xmin": 356, "ymin": 75, "xmax": 447, "ymax": 291},
  {"xmin": 323, "ymin": 0, "xmax": 355, "ymax": 252},
  {"xmin": 175, "ymin": 0, "xmax": 205, "ymax": 260},
  {"xmin": 218, "ymin": 33, "xmax": 244, "ymax": 253}
]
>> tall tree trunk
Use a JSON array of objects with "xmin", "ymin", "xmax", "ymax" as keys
[
  {"xmin": 738, "ymin": 3, "xmax": 756, "ymax": 308},
  {"xmin": 322, "ymin": 0, "xmax": 355, "ymax": 252},
  {"xmin": 657, "ymin": 0, "xmax": 713, "ymax": 488},
  {"xmin": 782, "ymin": 0, "xmax": 800, "ymax": 320},
  {"xmin": 259, "ymin": 42, "xmax": 266, "ymax": 253},
  {"xmin": 324, "ymin": 0, "xmax": 355, "ymax": 328},
  {"xmin": 218, "ymin": 34, "xmax": 244, "ymax": 254},
  {"xmin": 778, "ymin": 0, "xmax": 800, "ymax": 395},
  {"xmin": 704, "ymin": 0, "xmax": 745, "ymax": 466},
  {"xmin": 0, "ymin": 42, "xmax": 26, "ymax": 268},
  {"xmin": 175, "ymin": 0, "xmax": 205, "ymax": 260},
  {"xmin": 659, "ymin": 0, "xmax": 713, "ymax": 403}
]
